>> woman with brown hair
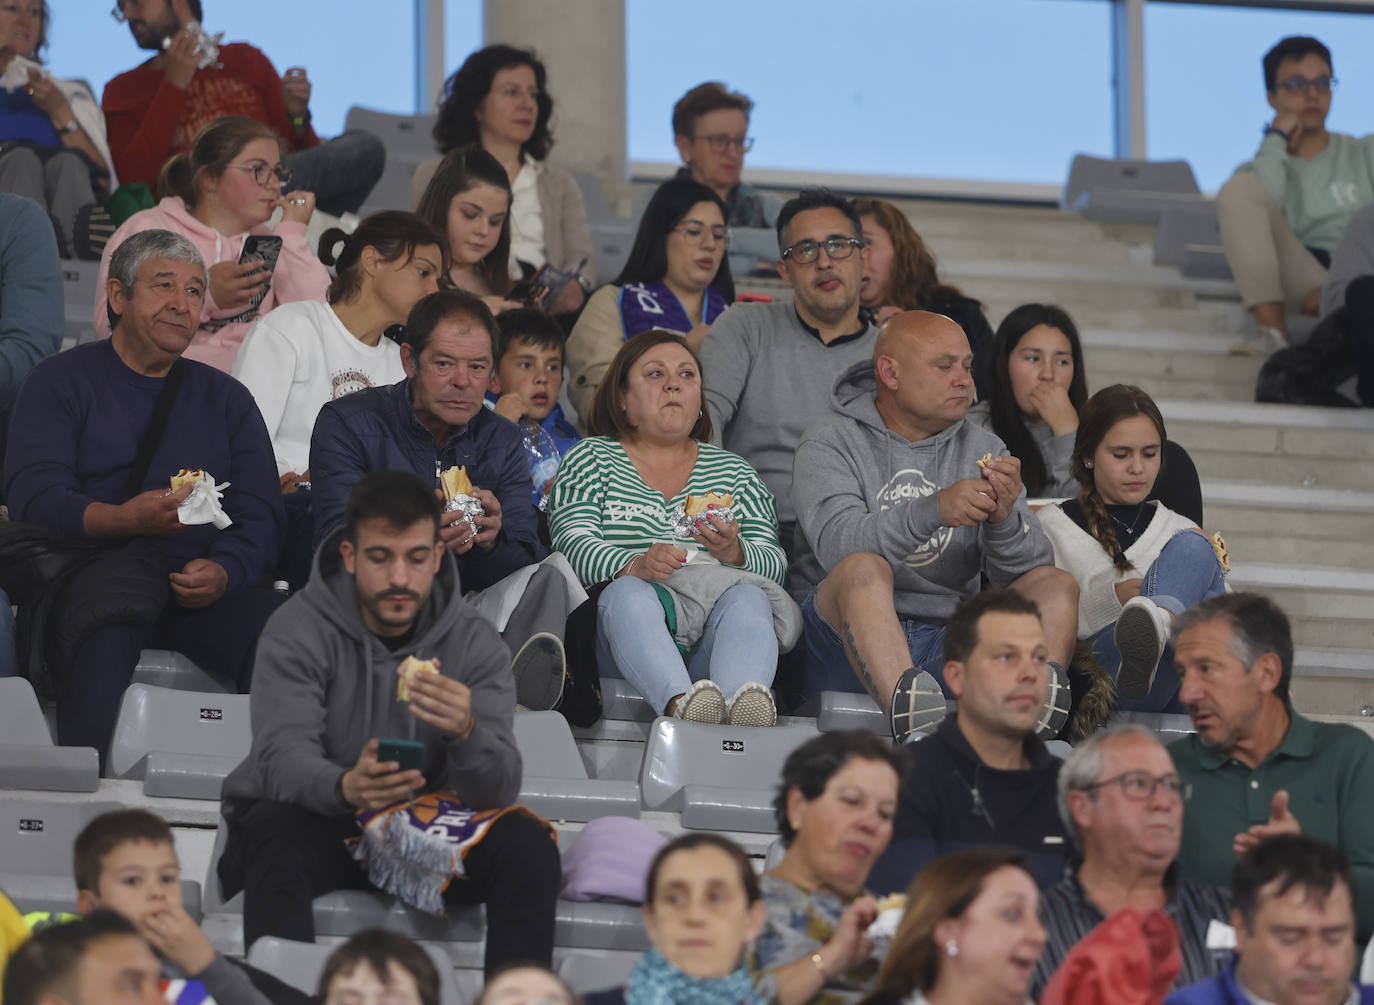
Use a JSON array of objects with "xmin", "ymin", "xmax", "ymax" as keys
[
  {"xmin": 862, "ymin": 848, "xmax": 1046, "ymax": 1005},
  {"xmin": 1037, "ymin": 385, "xmax": 1227, "ymax": 713},
  {"xmin": 853, "ymin": 197, "xmax": 995, "ymax": 394},
  {"xmin": 548, "ymin": 330, "xmax": 788, "ymax": 726},
  {"xmin": 94, "ymin": 115, "xmax": 329, "ymax": 373}
]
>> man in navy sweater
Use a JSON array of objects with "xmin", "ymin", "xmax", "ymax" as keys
[
  {"xmin": 309, "ymin": 288, "xmax": 577, "ymax": 711},
  {"xmin": 3, "ymin": 229, "xmax": 284, "ymax": 762},
  {"xmin": 866, "ymin": 589, "xmax": 1068, "ymax": 894}
]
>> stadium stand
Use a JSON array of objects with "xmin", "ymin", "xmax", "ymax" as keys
[
  {"xmin": 246, "ymin": 936, "xmax": 462, "ymax": 1004},
  {"xmin": 0, "ymin": 678, "xmax": 99, "ymax": 793}
]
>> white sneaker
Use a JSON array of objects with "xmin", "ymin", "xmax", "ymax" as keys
[
  {"xmin": 672, "ymin": 679, "xmax": 727, "ymax": 724},
  {"xmin": 725, "ymin": 682, "xmax": 777, "ymax": 727},
  {"xmin": 889, "ymin": 668, "xmax": 947, "ymax": 743},
  {"xmin": 1114, "ymin": 597, "xmax": 1172, "ymax": 700},
  {"xmin": 1229, "ymin": 325, "xmax": 1286, "ymax": 357},
  {"xmin": 511, "ymin": 632, "xmax": 566, "ymax": 711}
]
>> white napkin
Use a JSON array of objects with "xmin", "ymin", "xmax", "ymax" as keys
[{"xmin": 177, "ymin": 473, "xmax": 232, "ymax": 530}]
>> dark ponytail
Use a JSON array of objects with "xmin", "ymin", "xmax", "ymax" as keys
[
  {"xmin": 1070, "ymin": 384, "xmax": 1168, "ymax": 572},
  {"xmin": 319, "ymin": 211, "xmax": 448, "ymax": 306},
  {"xmin": 155, "ymin": 115, "xmax": 280, "ymax": 208}
]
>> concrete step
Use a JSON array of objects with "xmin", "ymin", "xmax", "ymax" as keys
[
  {"xmin": 1187, "ymin": 448, "xmax": 1374, "ymax": 491},
  {"xmin": 984, "ymin": 300, "xmax": 1240, "ymax": 336},
  {"xmin": 1090, "ymin": 371, "xmax": 1255, "ymax": 403},
  {"xmin": 1208, "ymin": 504, "xmax": 1374, "ymax": 541},
  {"xmin": 1083, "ymin": 345, "xmax": 1262, "ymax": 386},
  {"xmin": 1224, "ymin": 532, "xmax": 1374, "ymax": 569},
  {"xmin": 1291, "ymin": 677, "xmax": 1374, "ymax": 717},
  {"xmin": 1290, "ymin": 618, "xmax": 1374, "ymax": 652}
]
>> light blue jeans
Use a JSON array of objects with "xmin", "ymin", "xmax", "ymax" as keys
[
  {"xmin": 596, "ymin": 577, "xmax": 778, "ymax": 714},
  {"xmin": 0, "ymin": 587, "xmax": 16, "ymax": 678},
  {"xmin": 1092, "ymin": 530, "xmax": 1226, "ymax": 713}
]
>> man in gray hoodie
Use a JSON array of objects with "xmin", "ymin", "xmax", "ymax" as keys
[
  {"xmin": 218, "ymin": 470, "xmax": 559, "ymax": 974},
  {"xmin": 792, "ymin": 311, "xmax": 1079, "ymax": 743}
]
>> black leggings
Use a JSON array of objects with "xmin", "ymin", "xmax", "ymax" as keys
[
  {"xmin": 1345, "ymin": 274, "xmax": 1374, "ymax": 406},
  {"xmin": 226, "ymin": 800, "xmax": 561, "ymax": 975}
]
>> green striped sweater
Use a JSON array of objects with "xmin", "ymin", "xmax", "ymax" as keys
[{"xmin": 549, "ymin": 436, "xmax": 786, "ymax": 586}]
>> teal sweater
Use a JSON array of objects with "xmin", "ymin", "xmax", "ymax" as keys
[
  {"xmin": 1169, "ymin": 712, "xmax": 1374, "ymax": 939},
  {"xmin": 1238, "ymin": 131, "xmax": 1374, "ymax": 252}
]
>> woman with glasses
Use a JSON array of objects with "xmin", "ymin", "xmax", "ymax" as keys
[
  {"xmin": 94, "ymin": 115, "xmax": 329, "ymax": 373},
  {"xmin": 565, "ymin": 177, "xmax": 734, "ymax": 421},
  {"xmin": 0, "ymin": 0, "xmax": 115, "ymax": 258},
  {"xmin": 1037, "ymin": 384, "xmax": 1227, "ymax": 714},
  {"xmin": 417, "ymin": 44, "xmax": 595, "ymax": 318}
]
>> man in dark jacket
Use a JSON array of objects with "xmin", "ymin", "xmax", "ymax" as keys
[
  {"xmin": 2, "ymin": 228, "xmax": 284, "ymax": 763},
  {"xmin": 866, "ymin": 589, "xmax": 1068, "ymax": 894},
  {"xmin": 311, "ymin": 288, "xmax": 580, "ymax": 710},
  {"xmin": 218, "ymin": 470, "xmax": 560, "ymax": 974}
]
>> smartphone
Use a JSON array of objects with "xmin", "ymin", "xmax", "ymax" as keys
[
  {"xmin": 377, "ymin": 738, "xmax": 426, "ymax": 773},
  {"xmin": 238, "ymin": 234, "xmax": 283, "ymax": 308}
]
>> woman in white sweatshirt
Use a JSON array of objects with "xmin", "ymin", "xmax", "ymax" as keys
[
  {"xmin": 233, "ymin": 211, "xmax": 445, "ymax": 587},
  {"xmin": 1037, "ymin": 385, "xmax": 1226, "ymax": 713}
]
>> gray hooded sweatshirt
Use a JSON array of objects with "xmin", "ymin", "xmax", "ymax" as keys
[
  {"xmin": 222, "ymin": 528, "xmax": 521, "ymax": 821},
  {"xmin": 792, "ymin": 360, "xmax": 1053, "ymax": 618}
]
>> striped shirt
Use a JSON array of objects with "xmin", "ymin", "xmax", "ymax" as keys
[
  {"xmin": 549, "ymin": 436, "xmax": 786, "ymax": 586},
  {"xmin": 1032, "ymin": 867, "xmax": 1232, "ymax": 998}
]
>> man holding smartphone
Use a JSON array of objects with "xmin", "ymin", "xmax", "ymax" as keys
[{"xmin": 218, "ymin": 469, "xmax": 560, "ymax": 975}]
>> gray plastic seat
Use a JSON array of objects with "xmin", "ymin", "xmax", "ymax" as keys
[
  {"xmin": 0, "ymin": 797, "xmax": 200, "ymax": 919},
  {"xmin": 106, "ymin": 683, "xmax": 250, "ymax": 799},
  {"xmin": 816, "ymin": 690, "xmax": 956, "ymax": 736},
  {"xmin": 639, "ymin": 718, "xmax": 819, "ymax": 832},
  {"xmin": 130, "ymin": 650, "xmax": 230, "ymax": 693},
  {"xmin": 247, "ymin": 936, "xmax": 462, "ymax": 1005},
  {"xmin": 572, "ymin": 171, "xmax": 635, "ymax": 279},
  {"xmin": 598, "ymin": 677, "xmax": 655, "ymax": 722},
  {"xmin": 59, "ymin": 259, "xmax": 99, "ymax": 347},
  {"xmin": 1153, "ymin": 207, "xmax": 1222, "ymax": 267},
  {"xmin": 344, "ymin": 106, "xmax": 437, "ymax": 214},
  {"xmin": 1108, "ymin": 710, "xmax": 1196, "ymax": 743},
  {"xmin": 513, "ymin": 710, "xmax": 640, "ymax": 821},
  {"xmin": 1062, "ymin": 155, "xmax": 1207, "ymax": 223},
  {"xmin": 0, "ymin": 678, "xmax": 99, "ymax": 792},
  {"xmin": 558, "ymin": 951, "xmax": 638, "ymax": 995}
]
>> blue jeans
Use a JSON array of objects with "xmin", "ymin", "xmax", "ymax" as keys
[
  {"xmin": 799, "ymin": 589, "xmax": 949, "ymax": 701},
  {"xmin": 285, "ymin": 131, "xmax": 386, "ymax": 216},
  {"xmin": 0, "ymin": 587, "xmax": 16, "ymax": 678},
  {"xmin": 596, "ymin": 577, "xmax": 778, "ymax": 714},
  {"xmin": 1093, "ymin": 530, "xmax": 1226, "ymax": 713}
]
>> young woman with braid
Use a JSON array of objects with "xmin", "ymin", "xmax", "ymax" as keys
[{"xmin": 1036, "ymin": 385, "xmax": 1227, "ymax": 713}]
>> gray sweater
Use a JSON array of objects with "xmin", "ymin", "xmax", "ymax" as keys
[
  {"xmin": 1322, "ymin": 202, "xmax": 1374, "ymax": 317},
  {"xmin": 222, "ymin": 528, "xmax": 521, "ymax": 820},
  {"xmin": 791, "ymin": 361, "xmax": 1052, "ymax": 616},
  {"xmin": 965, "ymin": 400, "xmax": 1077, "ymax": 499},
  {"xmin": 700, "ymin": 301, "xmax": 877, "ymax": 526}
]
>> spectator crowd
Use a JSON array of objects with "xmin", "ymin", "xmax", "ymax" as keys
[{"xmin": 1, "ymin": 9, "xmax": 1373, "ymax": 1005}]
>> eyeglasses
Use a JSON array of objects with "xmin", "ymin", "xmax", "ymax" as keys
[
  {"xmin": 672, "ymin": 222, "xmax": 731, "ymax": 247},
  {"xmin": 1082, "ymin": 771, "xmax": 1191, "ymax": 802},
  {"xmin": 696, "ymin": 133, "xmax": 754, "ymax": 154},
  {"xmin": 110, "ymin": 2, "xmax": 127, "ymax": 20},
  {"xmin": 232, "ymin": 162, "xmax": 293, "ymax": 189},
  {"xmin": 780, "ymin": 236, "xmax": 864, "ymax": 265},
  {"xmin": 1276, "ymin": 75, "xmax": 1336, "ymax": 96}
]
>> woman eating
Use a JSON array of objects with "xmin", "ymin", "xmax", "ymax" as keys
[
  {"xmin": 1037, "ymin": 384, "xmax": 1228, "ymax": 712},
  {"xmin": 566, "ymin": 177, "xmax": 734, "ymax": 418},
  {"xmin": 549, "ymin": 330, "xmax": 788, "ymax": 726},
  {"xmin": 95, "ymin": 115, "xmax": 329, "ymax": 373}
]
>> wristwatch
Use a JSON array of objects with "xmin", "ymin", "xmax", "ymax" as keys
[
  {"xmin": 1263, "ymin": 124, "xmax": 1291, "ymax": 142},
  {"xmin": 575, "ymin": 272, "xmax": 593, "ymax": 295}
]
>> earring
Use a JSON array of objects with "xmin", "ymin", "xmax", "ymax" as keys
[
  {"xmin": 1084, "ymin": 461, "xmax": 1093, "ymax": 468},
  {"xmin": 945, "ymin": 939, "xmax": 959, "ymax": 958},
  {"xmin": 790, "ymin": 818, "xmax": 801, "ymax": 832}
]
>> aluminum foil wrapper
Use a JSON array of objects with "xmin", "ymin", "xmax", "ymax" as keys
[
  {"xmin": 163, "ymin": 20, "xmax": 224, "ymax": 69},
  {"xmin": 864, "ymin": 902, "xmax": 905, "ymax": 954},
  {"xmin": 442, "ymin": 493, "xmax": 484, "ymax": 520},
  {"xmin": 668, "ymin": 502, "xmax": 738, "ymax": 539}
]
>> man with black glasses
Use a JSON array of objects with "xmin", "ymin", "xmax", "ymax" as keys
[
  {"xmin": 1033, "ymin": 725, "xmax": 1232, "ymax": 998},
  {"xmin": 103, "ymin": 0, "xmax": 384, "ymax": 216},
  {"xmin": 700, "ymin": 187, "xmax": 878, "ymax": 574},
  {"xmin": 1218, "ymin": 35, "xmax": 1374, "ymax": 354}
]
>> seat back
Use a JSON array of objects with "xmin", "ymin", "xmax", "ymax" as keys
[
  {"xmin": 107, "ymin": 683, "xmax": 251, "ymax": 780},
  {"xmin": 1062, "ymin": 154, "xmax": 1200, "ymax": 210},
  {"xmin": 344, "ymin": 106, "xmax": 438, "ymax": 214},
  {"xmin": 0, "ymin": 799, "xmax": 122, "ymax": 912},
  {"xmin": 130, "ymin": 650, "xmax": 230, "ymax": 693},
  {"xmin": 247, "ymin": 937, "xmax": 461, "ymax": 1005},
  {"xmin": 514, "ymin": 710, "xmax": 589, "ymax": 780},
  {"xmin": 1108, "ymin": 710, "xmax": 1196, "ymax": 743},
  {"xmin": 639, "ymin": 717, "xmax": 818, "ymax": 813},
  {"xmin": 0, "ymin": 677, "xmax": 54, "ymax": 745}
]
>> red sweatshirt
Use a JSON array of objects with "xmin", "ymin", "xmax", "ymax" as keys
[{"xmin": 102, "ymin": 42, "xmax": 320, "ymax": 191}]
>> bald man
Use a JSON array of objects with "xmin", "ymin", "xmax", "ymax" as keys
[{"xmin": 791, "ymin": 311, "xmax": 1078, "ymax": 742}]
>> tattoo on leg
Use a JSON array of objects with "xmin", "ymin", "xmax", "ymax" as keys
[{"xmin": 842, "ymin": 620, "xmax": 881, "ymax": 703}]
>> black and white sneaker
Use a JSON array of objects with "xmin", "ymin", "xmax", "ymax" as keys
[
  {"xmin": 1114, "ymin": 596, "xmax": 1171, "ymax": 700},
  {"xmin": 511, "ymin": 632, "xmax": 566, "ymax": 711},
  {"xmin": 1035, "ymin": 660, "xmax": 1072, "ymax": 739},
  {"xmin": 889, "ymin": 668, "xmax": 946, "ymax": 744}
]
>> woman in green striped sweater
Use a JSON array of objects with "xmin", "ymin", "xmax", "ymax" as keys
[{"xmin": 549, "ymin": 331, "xmax": 787, "ymax": 726}]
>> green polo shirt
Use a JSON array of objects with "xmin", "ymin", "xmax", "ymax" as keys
[{"xmin": 1169, "ymin": 712, "xmax": 1374, "ymax": 939}]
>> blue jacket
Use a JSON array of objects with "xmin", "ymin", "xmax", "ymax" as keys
[
  {"xmin": 1166, "ymin": 957, "xmax": 1374, "ymax": 1005},
  {"xmin": 310, "ymin": 378, "xmax": 546, "ymax": 591}
]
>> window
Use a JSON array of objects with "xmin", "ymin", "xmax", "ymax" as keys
[
  {"xmin": 626, "ymin": 0, "xmax": 1114, "ymax": 186},
  {"xmin": 44, "ymin": 1, "xmax": 417, "ymax": 138},
  {"xmin": 442, "ymin": 0, "xmax": 484, "ymax": 108},
  {"xmin": 1146, "ymin": 3, "xmax": 1374, "ymax": 192}
]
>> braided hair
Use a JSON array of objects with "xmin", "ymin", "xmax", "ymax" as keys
[{"xmin": 1069, "ymin": 384, "xmax": 1167, "ymax": 572}]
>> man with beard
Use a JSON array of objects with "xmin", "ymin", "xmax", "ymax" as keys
[
  {"xmin": 217, "ymin": 470, "xmax": 560, "ymax": 974},
  {"xmin": 1169, "ymin": 592, "xmax": 1374, "ymax": 941},
  {"xmin": 104, "ymin": 0, "xmax": 383, "ymax": 216}
]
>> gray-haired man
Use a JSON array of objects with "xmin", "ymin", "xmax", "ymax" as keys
[
  {"xmin": 1033, "ymin": 724, "xmax": 1232, "ymax": 997},
  {"xmin": 2, "ymin": 228, "xmax": 285, "ymax": 764}
]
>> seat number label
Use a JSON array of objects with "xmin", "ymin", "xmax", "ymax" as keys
[
  {"xmin": 722, "ymin": 740, "xmax": 745, "ymax": 753},
  {"xmin": 199, "ymin": 708, "xmax": 223, "ymax": 720},
  {"xmin": 19, "ymin": 819, "xmax": 44, "ymax": 832}
]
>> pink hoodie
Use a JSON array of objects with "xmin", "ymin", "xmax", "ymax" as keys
[{"xmin": 95, "ymin": 196, "xmax": 331, "ymax": 374}]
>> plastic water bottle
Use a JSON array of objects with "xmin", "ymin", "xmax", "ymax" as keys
[{"xmin": 521, "ymin": 420, "xmax": 562, "ymax": 510}]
